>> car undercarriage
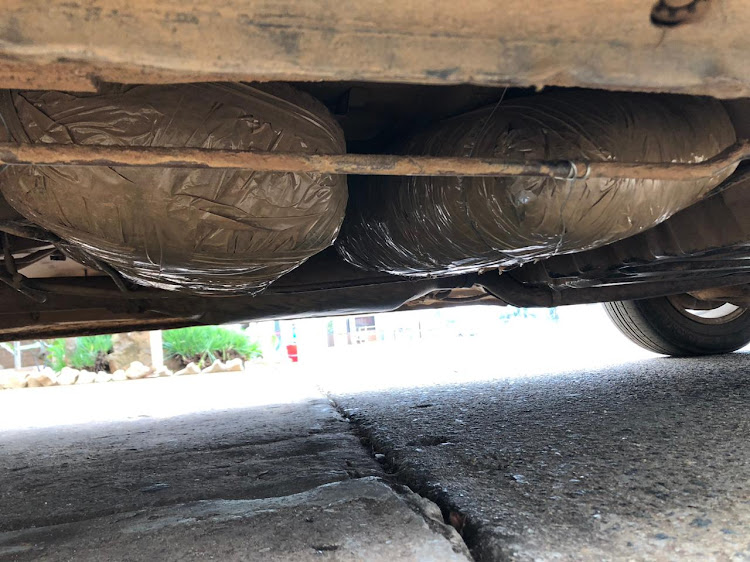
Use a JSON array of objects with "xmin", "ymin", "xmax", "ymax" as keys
[{"xmin": 0, "ymin": 0, "xmax": 749, "ymax": 356}]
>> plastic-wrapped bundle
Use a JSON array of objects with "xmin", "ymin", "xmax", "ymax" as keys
[
  {"xmin": 337, "ymin": 91, "xmax": 737, "ymax": 277},
  {"xmin": 0, "ymin": 83, "xmax": 347, "ymax": 294}
]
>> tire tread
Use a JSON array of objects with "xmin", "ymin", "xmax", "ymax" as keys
[
  {"xmin": 604, "ymin": 300, "xmax": 682, "ymax": 355},
  {"xmin": 604, "ymin": 298, "xmax": 750, "ymax": 357}
]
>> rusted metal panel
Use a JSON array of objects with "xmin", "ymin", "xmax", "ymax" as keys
[
  {"xmin": 0, "ymin": 141, "xmax": 748, "ymax": 181},
  {"xmin": 0, "ymin": 1, "xmax": 748, "ymax": 97}
]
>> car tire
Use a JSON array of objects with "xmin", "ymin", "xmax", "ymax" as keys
[{"xmin": 603, "ymin": 296, "xmax": 750, "ymax": 356}]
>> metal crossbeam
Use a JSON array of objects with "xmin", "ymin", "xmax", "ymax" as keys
[{"xmin": 0, "ymin": 141, "xmax": 748, "ymax": 181}]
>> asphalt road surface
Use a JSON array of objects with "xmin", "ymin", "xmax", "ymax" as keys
[
  {"xmin": 2, "ymin": 351, "xmax": 750, "ymax": 560},
  {"xmin": 333, "ymin": 353, "xmax": 750, "ymax": 561}
]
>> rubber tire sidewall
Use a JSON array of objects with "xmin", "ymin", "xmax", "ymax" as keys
[{"xmin": 604, "ymin": 297, "xmax": 750, "ymax": 356}]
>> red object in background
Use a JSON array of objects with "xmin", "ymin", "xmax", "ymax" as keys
[{"xmin": 286, "ymin": 344, "xmax": 299, "ymax": 363}]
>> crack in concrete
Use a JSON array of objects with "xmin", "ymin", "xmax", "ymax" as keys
[{"xmin": 330, "ymin": 396, "xmax": 481, "ymax": 561}]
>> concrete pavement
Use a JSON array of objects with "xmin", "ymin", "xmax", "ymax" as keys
[{"xmin": 0, "ymin": 370, "xmax": 470, "ymax": 561}]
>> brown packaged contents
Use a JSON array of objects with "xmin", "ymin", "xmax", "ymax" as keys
[
  {"xmin": 0, "ymin": 83, "xmax": 347, "ymax": 294},
  {"xmin": 336, "ymin": 91, "xmax": 737, "ymax": 277}
]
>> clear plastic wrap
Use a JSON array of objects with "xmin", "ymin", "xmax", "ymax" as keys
[
  {"xmin": 0, "ymin": 83, "xmax": 347, "ymax": 294},
  {"xmin": 336, "ymin": 91, "xmax": 737, "ymax": 277}
]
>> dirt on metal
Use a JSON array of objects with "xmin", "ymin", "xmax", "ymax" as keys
[{"xmin": 0, "ymin": 0, "xmax": 748, "ymax": 98}]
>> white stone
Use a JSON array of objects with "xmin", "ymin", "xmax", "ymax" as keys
[
  {"xmin": 57, "ymin": 367, "xmax": 80, "ymax": 386},
  {"xmin": 224, "ymin": 358, "xmax": 245, "ymax": 372},
  {"xmin": 0, "ymin": 371, "xmax": 28, "ymax": 389},
  {"xmin": 111, "ymin": 369, "xmax": 127, "ymax": 381},
  {"xmin": 201, "ymin": 359, "xmax": 226, "ymax": 373},
  {"xmin": 27, "ymin": 368, "xmax": 57, "ymax": 387},
  {"xmin": 152, "ymin": 366, "xmax": 173, "ymax": 377},
  {"xmin": 125, "ymin": 361, "xmax": 152, "ymax": 380},
  {"xmin": 94, "ymin": 371, "xmax": 112, "ymax": 383},
  {"xmin": 76, "ymin": 370, "xmax": 96, "ymax": 384},
  {"xmin": 174, "ymin": 362, "xmax": 201, "ymax": 376}
]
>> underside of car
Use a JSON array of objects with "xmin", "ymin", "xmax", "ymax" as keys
[{"xmin": 1, "ymin": 0, "xmax": 750, "ymax": 356}]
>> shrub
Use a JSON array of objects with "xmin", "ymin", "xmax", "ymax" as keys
[
  {"xmin": 43, "ymin": 335, "xmax": 113, "ymax": 372},
  {"xmin": 69, "ymin": 335, "xmax": 113, "ymax": 371},
  {"xmin": 163, "ymin": 326, "xmax": 262, "ymax": 368}
]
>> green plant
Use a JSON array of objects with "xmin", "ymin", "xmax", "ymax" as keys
[
  {"xmin": 44, "ymin": 339, "xmax": 67, "ymax": 372},
  {"xmin": 163, "ymin": 326, "xmax": 262, "ymax": 368},
  {"xmin": 69, "ymin": 335, "xmax": 113, "ymax": 371},
  {"xmin": 42, "ymin": 335, "xmax": 113, "ymax": 372}
]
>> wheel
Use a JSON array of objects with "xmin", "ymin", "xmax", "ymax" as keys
[{"xmin": 603, "ymin": 295, "xmax": 750, "ymax": 356}]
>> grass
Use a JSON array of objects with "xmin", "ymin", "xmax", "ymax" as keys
[
  {"xmin": 163, "ymin": 326, "xmax": 262, "ymax": 368},
  {"xmin": 43, "ymin": 328, "xmax": 260, "ymax": 372},
  {"xmin": 44, "ymin": 335, "xmax": 113, "ymax": 372},
  {"xmin": 69, "ymin": 335, "xmax": 113, "ymax": 370},
  {"xmin": 44, "ymin": 339, "xmax": 67, "ymax": 372}
]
